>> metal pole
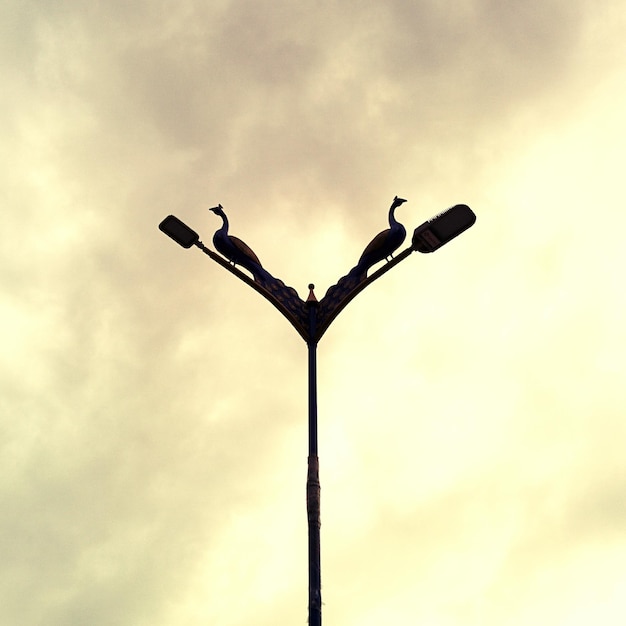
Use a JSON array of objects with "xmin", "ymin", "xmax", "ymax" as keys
[{"xmin": 306, "ymin": 289, "xmax": 322, "ymax": 626}]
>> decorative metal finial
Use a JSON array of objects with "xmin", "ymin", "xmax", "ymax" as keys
[{"xmin": 307, "ymin": 284, "xmax": 318, "ymax": 303}]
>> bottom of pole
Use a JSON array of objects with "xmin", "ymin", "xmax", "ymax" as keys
[{"xmin": 307, "ymin": 455, "xmax": 322, "ymax": 625}]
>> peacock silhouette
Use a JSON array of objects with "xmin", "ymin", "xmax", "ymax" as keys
[
  {"xmin": 209, "ymin": 204, "xmax": 270, "ymax": 283},
  {"xmin": 350, "ymin": 196, "xmax": 407, "ymax": 277}
]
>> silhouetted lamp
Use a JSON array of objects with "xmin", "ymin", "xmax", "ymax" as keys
[
  {"xmin": 412, "ymin": 203, "xmax": 476, "ymax": 253},
  {"xmin": 158, "ymin": 196, "xmax": 476, "ymax": 626},
  {"xmin": 159, "ymin": 215, "xmax": 199, "ymax": 249}
]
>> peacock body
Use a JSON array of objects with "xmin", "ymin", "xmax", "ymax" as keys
[{"xmin": 353, "ymin": 196, "xmax": 407, "ymax": 274}]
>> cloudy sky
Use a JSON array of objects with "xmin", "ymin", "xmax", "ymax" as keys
[{"xmin": 2, "ymin": 0, "xmax": 626, "ymax": 624}]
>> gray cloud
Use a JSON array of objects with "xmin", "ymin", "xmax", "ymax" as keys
[{"xmin": 2, "ymin": 0, "xmax": 625, "ymax": 624}]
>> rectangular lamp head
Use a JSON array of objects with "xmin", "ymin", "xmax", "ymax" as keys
[
  {"xmin": 159, "ymin": 215, "xmax": 199, "ymax": 249},
  {"xmin": 412, "ymin": 204, "xmax": 476, "ymax": 253}
]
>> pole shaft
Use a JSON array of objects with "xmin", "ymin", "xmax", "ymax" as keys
[{"xmin": 307, "ymin": 301, "xmax": 322, "ymax": 626}]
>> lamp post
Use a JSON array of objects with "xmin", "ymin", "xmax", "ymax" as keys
[{"xmin": 159, "ymin": 197, "xmax": 476, "ymax": 625}]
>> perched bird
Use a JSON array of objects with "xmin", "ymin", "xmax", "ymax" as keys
[
  {"xmin": 355, "ymin": 196, "xmax": 407, "ymax": 271},
  {"xmin": 209, "ymin": 204, "xmax": 264, "ymax": 272}
]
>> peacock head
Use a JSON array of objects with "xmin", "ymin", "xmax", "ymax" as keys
[
  {"xmin": 391, "ymin": 196, "xmax": 407, "ymax": 210},
  {"xmin": 209, "ymin": 204, "xmax": 224, "ymax": 215}
]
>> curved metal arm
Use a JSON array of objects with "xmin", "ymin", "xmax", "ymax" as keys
[
  {"xmin": 194, "ymin": 241, "xmax": 311, "ymax": 342},
  {"xmin": 314, "ymin": 245, "xmax": 414, "ymax": 342},
  {"xmin": 195, "ymin": 239, "xmax": 416, "ymax": 344},
  {"xmin": 314, "ymin": 203, "xmax": 476, "ymax": 341}
]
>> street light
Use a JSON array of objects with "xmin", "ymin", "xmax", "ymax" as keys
[{"xmin": 159, "ymin": 197, "xmax": 476, "ymax": 625}]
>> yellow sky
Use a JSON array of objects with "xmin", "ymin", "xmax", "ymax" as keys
[{"xmin": 2, "ymin": 1, "xmax": 626, "ymax": 624}]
